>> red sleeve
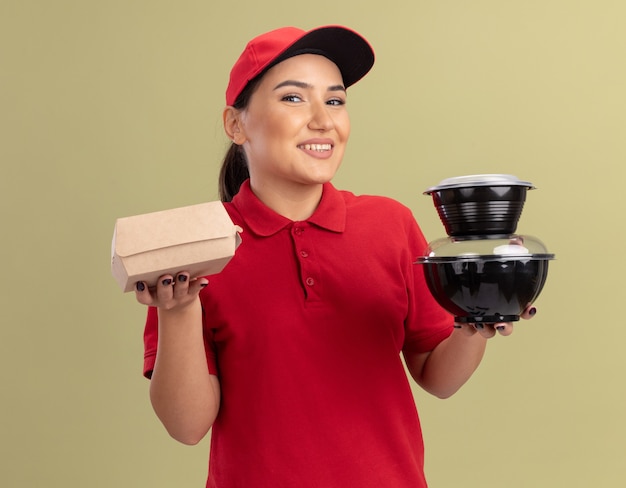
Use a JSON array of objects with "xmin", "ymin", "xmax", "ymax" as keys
[
  {"xmin": 142, "ymin": 307, "xmax": 159, "ymax": 379},
  {"xmin": 402, "ymin": 215, "xmax": 454, "ymax": 355},
  {"xmin": 142, "ymin": 306, "xmax": 218, "ymax": 379}
]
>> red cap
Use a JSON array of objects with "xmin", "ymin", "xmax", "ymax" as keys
[{"xmin": 225, "ymin": 25, "xmax": 375, "ymax": 106}]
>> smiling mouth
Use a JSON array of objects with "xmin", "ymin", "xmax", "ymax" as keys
[{"xmin": 298, "ymin": 143, "xmax": 332, "ymax": 152}]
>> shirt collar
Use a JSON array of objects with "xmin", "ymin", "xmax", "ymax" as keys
[{"xmin": 231, "ymin": 180, "xmax": 346, "ymax": 237}]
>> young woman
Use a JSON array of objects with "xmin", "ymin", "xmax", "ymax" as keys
[{"xmin": 135, "ymin": 25, "xmax": 535, "ymax": 488}]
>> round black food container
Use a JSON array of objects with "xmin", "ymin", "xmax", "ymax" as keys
[
  {"xmin": 424, "ymin": 174, "xmax": 534, "ymax": 237},
  {"xmin": 415, "ymin": 235, "xmax": 554, "ymax": 323},
  {"xmin": 418, "ymin": 255, "xmax": 551, "ymax": 323}
]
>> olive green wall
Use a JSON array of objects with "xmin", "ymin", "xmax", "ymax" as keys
[{"xmin": 2, "ymin": 1, "xmax": 624, "ymax": 486}]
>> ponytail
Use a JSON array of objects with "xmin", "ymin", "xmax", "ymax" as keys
[{"xmin": 219, "ymin": 142, "xmax": 249, "ymax": 203}]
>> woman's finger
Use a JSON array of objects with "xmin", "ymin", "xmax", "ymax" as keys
[
  {"xmin": 520, "ymin": 305, "xmax": 537, "ymax": 320},
  {"xmin": 493, "ymin": 322, "xmax": 514, "ymax": 336},
  {"xmin": 188, "ymin": 277, "xmax": 209, "ymax": 295},
  {"xmin": 173, "ymin": 273, "xmax": 190, "ymax": 298},
  {"xmin": 134, "ymin": 281, "xmax": 154, "ymax": 306},
  {"xmin": 156, "ymin": 275, "xmax": 175, "ymax": 303},
  {"xmin": 473, "ymin": 323, "xmax": 497, "ymax": 338},
  {"xmin": 454, "ymin": 323, "xmax": 473, "ymax": 338}
]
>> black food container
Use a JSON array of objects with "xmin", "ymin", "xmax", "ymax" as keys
[{"xmin": 416, "ymin": 174, "xmax": 554, "ymax": 323}]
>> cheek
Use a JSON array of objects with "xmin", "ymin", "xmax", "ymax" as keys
[
  {"xmin": 242, "ymin": 118, "xmax": 273, "ymax": 150},
  {"xmin": 253, "ymin": 114, "xmax": 293, "ymax": 144},
  {"xmin": 338, "ymin": 113, "xmax": 351, "ymax": 141},
  {"xmin": 243, "ymin": 119, "xmax": 288, "ymax": 165}
]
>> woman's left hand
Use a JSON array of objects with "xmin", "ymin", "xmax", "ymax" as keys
[{"xmin": 454, "ymin": 304, "xmax": 537, "ymax": 338}]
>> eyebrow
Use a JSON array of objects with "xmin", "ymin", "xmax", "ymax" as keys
[{"xmin": 273, "ymin": 80, "xmax": 346, "ymax": 92}]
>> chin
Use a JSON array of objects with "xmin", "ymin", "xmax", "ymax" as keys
[
  {"xmin": 308, "ymin": 165, "xmax": 341, "ymax": 183},
  {"xmin": 306, "ymin": 173, "xmax": 337, "ymax": 185}
]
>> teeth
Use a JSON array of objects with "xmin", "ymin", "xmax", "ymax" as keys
[{"xmin": 300, "ymin": 144, "xmax": 332, "ymax": 152}]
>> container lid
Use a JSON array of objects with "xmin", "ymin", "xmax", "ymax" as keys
[
  {"xmin": 415, "ymin": 234, "xmax": 555, "ymax": 263},
  {"xmin": 425, "ymin": 174, "xmax": 534, "ymax": 194},
  {"xmin": 113, "ymin": 201, "xmax": 240, "ymax": 257}
]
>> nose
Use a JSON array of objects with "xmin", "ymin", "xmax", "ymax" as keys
[{"xmin": 308, "ymin": 101, "xmax": 334, "ymax": 132}]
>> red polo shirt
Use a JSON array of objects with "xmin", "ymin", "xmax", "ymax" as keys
[{"xmin": 143, "ymin": 180, "xmax": 453, "ymax": 488}]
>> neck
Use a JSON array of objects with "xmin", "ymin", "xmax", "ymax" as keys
[{"xmin": 249, "ymin": 180, "xmax": 324, "ymax": 221}]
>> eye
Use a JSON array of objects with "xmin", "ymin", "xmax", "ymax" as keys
[
  {"xmin": 326, "ymin": 98, "xmax": 346, "ymax": 106},
  {"xmin": 281, "ymin": 94, "xmax": 303, "ymax": 103}
]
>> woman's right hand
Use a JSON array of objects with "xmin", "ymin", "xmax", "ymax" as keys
[{"xmin": 134, "ymin": 272, "xmax": 209, "ymax": 311}]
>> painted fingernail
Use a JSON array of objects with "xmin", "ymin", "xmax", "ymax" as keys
[
  {"xmin": 162, "ymin": 278, "xmax": 173, "ymax": 286},
  {"xmin": 453, "ymin": 324, "xmax": 463, "ymax": 329},
  {"xmin": 529, "ymin": 307, "xmax": 537, "ymax": 316},
  {"xmin": 178, "ymin": 274, "xmax": 188, "ymax": 283},
  {"xmin": 474, "ymin": 323, "xmax": 484, "ymax": 330},
  {"xmin": 136, "ymin": 282, "xmax": 145, "ymax": 292},
  {"xmin": 200, "ymin": 282, "xmax": 209, "ymax": 288},
  {"xmin": 496, "ymin": 325, "xmax": 506, "ymax": 331}
]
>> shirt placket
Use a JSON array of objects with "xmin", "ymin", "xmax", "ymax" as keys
[{"xmin": 291, "ymin": 222, "xmax": 321, "ymax": 302}]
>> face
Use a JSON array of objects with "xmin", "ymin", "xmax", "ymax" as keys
[{"xmin": 229, "ymin": 54, "xmax": 350, "ymax": 196}]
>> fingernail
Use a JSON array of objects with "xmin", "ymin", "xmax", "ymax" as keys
[
  {"xmin": 136, "ymin": 282, "xmax": 145, "ymax": 292},
  {"xmin": 496, "ymin": 325, "xmax": 506, "ymax": 331},
  {"xmin": 200, "ymin": 282, "xmax": 209, "ymax": 288},
  {"xmin": 162, "ymin": 278, "xmax": 172, "ymax": 286},
  {"xmin": 474, "ymin": 323, "xmax": 484, "ymax": 330},
  {"xmin": 529, "ymin": 307, "xmax": 537, "ymax": 316},
  {"xmin": 178, "ymin": 274, "xmax": 188, "ymax": 283},
  {"xmin": 453, "ymin": 324, "xmax": 463, "ymax": 329}
]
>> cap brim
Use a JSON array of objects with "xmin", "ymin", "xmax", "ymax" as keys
[{"xmin": 269, "ymin": 26, "xmax": 375, "ymax": 88}]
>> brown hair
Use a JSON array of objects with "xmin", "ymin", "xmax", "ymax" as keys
[{"xmin": 218, "ymin": 75, "xmax": 264, "ymax": 202}]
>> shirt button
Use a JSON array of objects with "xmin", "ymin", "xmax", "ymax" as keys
[
  {"xmin": 300, "ymin": 250, "xmax": 309, "ymax": 258},
  {"xmin": 294, "ymin": 227, "xmax": 304, "ymax": 235},
  {"xmin": 305, "ymin": 277, "xmax": 315, "ymax": 286}
]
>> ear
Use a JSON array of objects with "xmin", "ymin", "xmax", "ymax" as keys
[{"xmin": 223, "ymin": 106, "xmax": 246, "ymax": 145}]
